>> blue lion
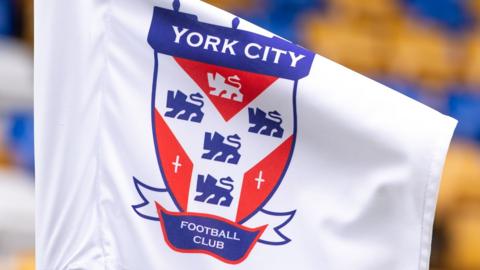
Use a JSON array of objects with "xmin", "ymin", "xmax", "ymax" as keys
[
  {"xmin": 194, "ymin": 174, "xmax": 234, "ymax": 207},
  {"xmin": 164, "ymin": 90, "xmax": 204, "ymax": 123},
  {"xmin": 202, "ymin": 132, "xmax": 241, "ymax": 165},
  {"xmin": 248, "ymin": 107, "xmax": 284, "ymax": 138}
]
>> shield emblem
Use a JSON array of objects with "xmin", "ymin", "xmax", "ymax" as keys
[
  {"xmin": 153, "ymin": 54, "xmax": 296, "ymax": 224},
  {"xmin": 132, "ymin": 3, "xmax": 314, "ymax": 264}
]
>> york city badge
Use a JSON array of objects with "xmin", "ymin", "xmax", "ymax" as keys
[{"xmin": 133, "ymin": 0, "xmax": 314, "ymax": 264}]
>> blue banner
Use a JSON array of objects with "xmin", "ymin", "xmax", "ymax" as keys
[
  {"xmin": 148, "ymin": 6, "xmax": 315, "ymax": 80},
  {"xmin": 156, "ymin": 203, "xmax": 265, "ymax": 264}
]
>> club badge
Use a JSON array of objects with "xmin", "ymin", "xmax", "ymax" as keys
[{"xmin": 133, "ymin": 0, "xmax": 314, "ymax": 264}]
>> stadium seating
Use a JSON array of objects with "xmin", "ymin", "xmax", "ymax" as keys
[
  {"xmin": 301, "ymin": 14, "xmax": 386, "ymax": 75},
  {"xmin": 387, "ymin": 24, "xmax": 456, "ymax": 92},
  {"xmin": 16, "ymin": 253, "xmax": 35, "ymax": 270},
  {"xmin": 204, "ymin": 0, "xmax": 256, "ymax": 13},
  {"xmin": 402, "ymin": 0, "xmax": 474, "ymax": 31},
  {"xmin": 448, "ymin": 91, "xmax": 480, "ymax": 141},
  {"xmin": 444, "ymin": 204, "xmax": 480, "ymax": 269},
  {"xmin": 328, "ymin": 0, "xmax": 400, "ymax": 20},
  {"xmin": 464, "ymin": 35, "xmax": 480, "ymax": 88},
  {"xmin": 469, "ymin": 0, "xmax": 480, "ymax": 20},
  {"xmin": 6, "ymin": 112, "xmax": 35, "ymax": 173},
  {"xmin": 0, "ymin": 0, "xmax": 14, "ymax": 36},
  {"xmin": 438, "ymin": 143, "xmax": 480, "ymax": 214}
]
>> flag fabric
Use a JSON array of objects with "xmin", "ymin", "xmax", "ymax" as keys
[{"xmin": 35, "ymin": 0, "xmax": 457, "ymax": 269}]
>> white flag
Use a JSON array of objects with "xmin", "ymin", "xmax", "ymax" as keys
[{"xmin": 35, "ymin": 0, "xmax": 457, "ymax": 269}]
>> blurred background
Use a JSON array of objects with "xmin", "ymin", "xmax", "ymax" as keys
[
  {"xmin": 0, "ymin": 0, "xmax": 34, "ymax": 269},
  {"xmin": 0, "ymin": 0, "xmax": 479, "ymax": 269}
]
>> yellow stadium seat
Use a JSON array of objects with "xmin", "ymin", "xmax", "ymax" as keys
[
  {"xmin": 300, "ymin": 13, "xmax": 387, "ymax": 76},
  {"xmin": 203, "ymin": 0, "xmax": 256, "ymax": 13},
  {"xmin": 437, "ymin": 142, "xmax": 480, "ymax": 218},
  {"xmin": 21, "ymin": 0, "xmax": 34, "ymax": 47},
  {"xmin": 329, "ymin": 0, "xmax": 401, "ymax": 21},
  {"xmin": 468, "ymin": 0, "xmax": 480, "ymax": 20},
  {"xmin": 0, "ymin": 137, "xmax": 13, "ymax": 167},
  {"xmin": 386, "ymin": 21, "xmax": 457, "ymax": 92},
  {"xmin": 16, "ymin": 252, "xmax": 35, "ymax": 270},
  {"xmin": 463, "ymin": 34, "xmax": 480, "ymax": 88},
  {"xmin": 444, "ymin": 204, "xmax": 480, "ymax": 269}
]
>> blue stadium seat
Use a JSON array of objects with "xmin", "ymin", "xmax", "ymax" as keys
[
  {"xmin": 0, "ymin": 0, "xmax": 14, "ymax": 36},
  {"xmin": 267, "ymin": 0, "xmax": 323, "ymax": 10},
  {"xmin": 249, "ymin": 0, "xmax": 325, "ymax": 42},
  {"xmin": 245, "ymin": 16, "xmax": 298, "ymax": 42},
  {"xmin": 402, "ymin": 0, "xmax": 474, "ymax": 31},
  {"xmin": 6, "ymin": 112, "xmax": 34, "ymax": 173},
  {"xmin": 448, "ymin": 89, "xmax": 480, "ymax": 141}
]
